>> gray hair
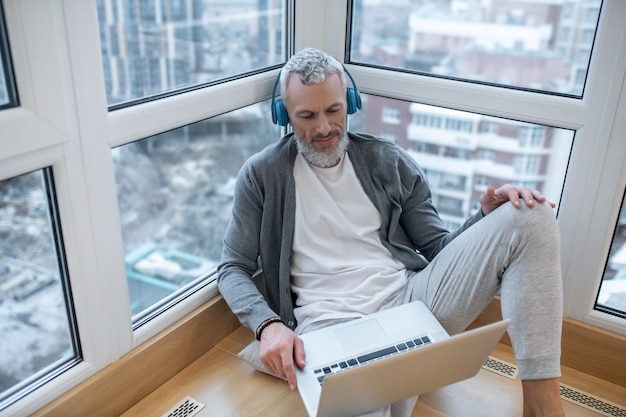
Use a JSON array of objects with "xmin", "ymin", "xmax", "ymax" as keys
[{"xmin": 279, "ymin": 48, "xmax": 347, "ymax": 98}]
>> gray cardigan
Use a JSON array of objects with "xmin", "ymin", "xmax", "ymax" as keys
[{"xmin": 217, "ymin": 132, "xmax": 482, "ymax": 333}]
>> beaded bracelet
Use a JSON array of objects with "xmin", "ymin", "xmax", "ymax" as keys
[{"xmin": 255, "ymin": 317, "xmax": 284, "ymax": 341}]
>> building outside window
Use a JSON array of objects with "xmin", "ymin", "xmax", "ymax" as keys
[{"xmin": 381, "ymin": 106, "xmax": 401, "ymax": 124}]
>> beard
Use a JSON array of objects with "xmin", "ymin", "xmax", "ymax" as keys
[{"xmin": 296, "ymin": 131, "xmax": 349, "ymax": 168}]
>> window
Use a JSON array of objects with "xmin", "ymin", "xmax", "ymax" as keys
[
  {"xmin": 1, "ymin": 0, "xmax": 624, "ymax": 413},
  {"xmin": 482, "ymin": 122, "xmax": 499, "ymax": 136},
  {"xmin": 1, "ymin": 0, "xmax": 292, "ymax": 411},
  {"xmin": 343, "ymin": 0, "xmax": 626, "ymax": 337},
  {"xmin": 582, "ymin": 28, "xmax": 596, "ymax": 44},
  {"xmin": 0, "ymin": 2, "xmax": 17, "ymax": 109},
  {"xmin": 348, "ymin": 0, "xmax": 602, "ymax": 97},
  {"xmin": 412, "ymin": 113, "xmax": 444, "ymax": 129},
  {"xmin": 596, "ymin": 189, "xmax": 626, "ymax": 317},
  {"xmin": 514, "ymin": 155, "xmax": 542, "ymax": 176},
  {"xmin": 351, "ymin": 94, "xmax": 573, "ymax": 226},
  {"xmin": 476, "ymin": 175, "xmax": 490, "ymax": 187},
  {"xmin": 479, "ymin": 149, "xmax": 495, "ymax": 162},
  {"xmin": 95, "ymin": 0, "xmax": 289, "ymax": 325},
  {"xmin": 96, "ymin": 0, "xmax": 287, "ymax": 108},
  {"xmin": 437, "ymin": 195, "xmax": 465, "ymax": 218},
  {"xmin": 440, "ymin": 173, "xmax": 467, "ymax": 192},
  {"xmin": 382, "ymin": 106, "xmax": 400, "ymax": 124},
  {"xmin": 113, "ymin": 101, "xmax": 280, "ymax": 325},
  {"xmin": 0, "ymin": 169, "xmax": 80, "ymax": 410},
  {"xmin": 519, "ymin": 126, "xmax": 546, "ymax": 148}
]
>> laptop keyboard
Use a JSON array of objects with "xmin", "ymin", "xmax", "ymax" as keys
[{"xmin": 313, "ymin": 335, "xmax": 432, "ymax": 385}]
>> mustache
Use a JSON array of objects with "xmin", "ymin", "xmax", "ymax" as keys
[{"xmin": 313, "ymin": 131, "xmax": 340, "ymax": 140}]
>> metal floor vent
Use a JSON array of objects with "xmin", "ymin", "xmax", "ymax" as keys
[
  {"xmin": 482, "ymin": 355, "xmax": 519, "ymax": 380},
  {"xmin": 161, "ymin": 396, "xmax": 205, "ymax": 417},
  {"xmin": 482, "ymin": 357, "xmax": 626, "ymax": 416},
  {"xmin": 560, "ymin": 383, "xmax": 626, "ymax": 417}
]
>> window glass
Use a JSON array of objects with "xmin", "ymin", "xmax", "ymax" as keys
[
  {"xmin": 0, "ymin": 2, "xmax": 18, "ymax": 109},
  {"xmin": 112, "ymin": 100, "xmax": 280, "ymax": 324},
  {"xmin": 349, "ymin": 0, "xmax": 602, "ymax": 97},
  {"xmin": 0, "ymin": 169, "xmax": 80, "ymax": 410},
  {"xmin": 96, "ymin": 0, "xmax": 287, "ymax": 108},
  {"xmin": 349, "ymin": 94, "xmax": 572, "ymax": 230},
  {"xmin": 596, "ymin": 189, "xmax": 626, "ymax": 318}
]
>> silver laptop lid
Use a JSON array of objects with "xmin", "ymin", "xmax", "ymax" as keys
[
  {"xmin": 315, "ymin": 319, "xmax": 509, "ymax": 417},
  {"xmin": 296, "ymin": 301, "xmax": 450, "ymax": 416}
]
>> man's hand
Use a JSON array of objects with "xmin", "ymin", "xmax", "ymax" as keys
[
  {"xmin": 479, "ymin": 184, "xmax": 556, "ymax": 216},
  {"xmin": 259, "ymin": 322, "xmax": 306, "ymax": 391}
]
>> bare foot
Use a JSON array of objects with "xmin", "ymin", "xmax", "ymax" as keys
[{"xmin": 522, "ymin": 378, "xmax": 566, "ymax": 417}]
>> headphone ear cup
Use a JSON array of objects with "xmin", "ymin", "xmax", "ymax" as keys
[
  {"xmin": 272, "ymin": 97, "xmax": 289, "ymax": 126},
  {"xmin": 346, "ymin": 87, "xmax": 362, "ymax": 115}
]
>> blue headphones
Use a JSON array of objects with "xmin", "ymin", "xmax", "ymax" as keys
[{"xmin": 271, "ymin": 66, "xmax": 362, "ymax": 126}]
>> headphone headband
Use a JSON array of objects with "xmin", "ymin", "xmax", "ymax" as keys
[{"xmin": 271, "ymin": 65, "xmax": 362, "ymax": 126}]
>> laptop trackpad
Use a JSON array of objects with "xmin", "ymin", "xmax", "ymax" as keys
[{"xmin": 335, "ymin": 318, "xmax": 388, "ymax": 352}]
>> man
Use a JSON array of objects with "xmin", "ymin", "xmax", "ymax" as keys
[{"xmin": 218, "ymin": 48, "xmax": 565, "ymax": 417}]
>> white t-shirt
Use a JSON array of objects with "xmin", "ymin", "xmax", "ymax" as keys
[{"xmin": 291, "ymin": 152, "xmax": 410, "ymax": 333}]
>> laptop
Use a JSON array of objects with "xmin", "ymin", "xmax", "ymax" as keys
[{"xmin": 295, "ymin": 300, "xmax": 509, "ymax": 417}]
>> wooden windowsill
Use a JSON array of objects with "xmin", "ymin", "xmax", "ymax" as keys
[
  {"xmin": 121, "ymin": 324, "xmax": 626, "ymax": 416},
  {"xmin": 30, "ymin": 295, "xmax": 240, "ymax": 417},
  {"xmin": 31, "ymin": 295, "xmax": 626, "ymax": 416}
]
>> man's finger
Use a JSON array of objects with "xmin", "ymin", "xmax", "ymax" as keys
[
  {"xmin": 294, "ymin": 336, "xmax": 306, "ymax": 369},
  {"xmin": 508, "ymin": 188, "xmax": 522, "ymax": 208},
  {"xmin": 520, "ymin": 188, "xmax": 535, "ymax": 207},
  {"xmin": 281, "ymin": 351, "xmax": 298, "ymax": 390},
  {"xmin": 531, "ymin": 189, "xmax": 547, "ymax": 203}
]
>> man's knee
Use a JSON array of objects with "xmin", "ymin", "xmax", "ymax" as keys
[{"xmin": 491, "ymin": 201, "xmax": 557, "ymax": 234}]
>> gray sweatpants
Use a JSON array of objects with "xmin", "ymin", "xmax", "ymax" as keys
[{"xmin": 321, "ymin": 201, "xmax": 564, "ymax": 417}]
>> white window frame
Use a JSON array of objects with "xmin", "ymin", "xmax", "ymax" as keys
[
  {"xmin": 0, "ymin": 0, "xmax": 291, "ymax": 414},
  {"xmin": 0, "ymin": 0, "xmax": 624, "ymax": 415},
  {"xmin": 314, "ymin": 0, "xmax": 626, "ymax": 336}
]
